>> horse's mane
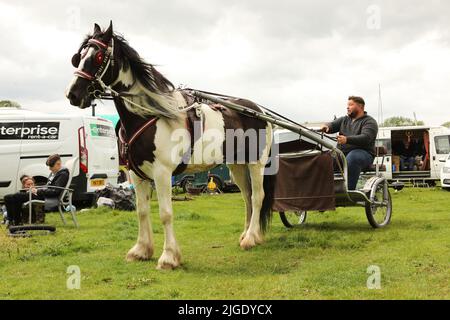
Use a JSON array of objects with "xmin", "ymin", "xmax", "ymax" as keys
[
  {"xmin": 80, "ymin": 33, "xmax": 182, "ymax": 118},
  {"xmin": 113, "ymin": 34, "xmax": 175, "ymax": 94}
]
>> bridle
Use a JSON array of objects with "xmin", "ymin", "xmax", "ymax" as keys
[
  {"xmin": 70, "ymin": 35, "xmax": 199, "ymax": 181},
  {"xmin": 71, "ymin": 36, "xmax": 182, "ymax": 113},
  {"xmin": 72, "ymin": 37, "xmax": 115, "ymax": 99}
]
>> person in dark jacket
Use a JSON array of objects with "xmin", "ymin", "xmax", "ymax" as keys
[
  {"xmin": 399, "ymin": 139, "xmax": 417, "ymax": 171},
  {"xmin": 321, "ymin": 96, "xmax": 379, "ymax": 190},
  {"xmin": 4, "ymin": 154, "xmax": 69, "ymax": 226}
]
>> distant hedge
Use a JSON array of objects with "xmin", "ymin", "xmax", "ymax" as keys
[{"xmin": 0, "ymin": 100, "xmax": 21, "ymax": 108}]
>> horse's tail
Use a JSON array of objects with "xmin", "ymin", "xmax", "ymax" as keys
[
  {"xmin": 259, "ymin": 121, "xmax": 275, "ymax": 233},
  {"xmin": 260, "ymin": 169, "xmax": 275, "ymax": 234}
]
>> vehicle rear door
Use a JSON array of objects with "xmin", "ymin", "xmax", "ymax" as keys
[{"xmin": 84, "ymin": 117, "xmax": 119, "ymax": 191}]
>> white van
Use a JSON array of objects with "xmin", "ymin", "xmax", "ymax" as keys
[
  {"xmin": 0, "ymin": 107, "xmax": 119, "ymax": 204},
  {"xmin": 375, "ymin": 126, "xmax": 450, "ymax": 185}
]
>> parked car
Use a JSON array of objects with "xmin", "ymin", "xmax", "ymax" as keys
[
  {"xmin": 0, "ymin": 107, "xmax": 119, "ymax": 204},
  {"xmin": 173, "ymin": 164, "xmax": 239, "ymax": 193}
]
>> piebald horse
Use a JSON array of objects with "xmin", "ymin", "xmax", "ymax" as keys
[{"xmin": 66, "ymin": 22, "xmax": 273, "ymax": 270}]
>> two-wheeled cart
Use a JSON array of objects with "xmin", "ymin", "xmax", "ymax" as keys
[{"xmin": 191, "ymin": 90, "xmax": 392, "ymax": 229}]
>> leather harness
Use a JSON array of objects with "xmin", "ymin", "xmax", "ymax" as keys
[
  {"xmin": 118, "ymin": 99, "xmax": 210, "ymax": 181},
  {"xmin": 118, "ymin": 116, "xmax": 159, "ymax": 181}
]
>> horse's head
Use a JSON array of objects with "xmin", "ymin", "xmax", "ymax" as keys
[{"xmin": 65, "ymin": 22, "xmax": 116, "ymax": 109}]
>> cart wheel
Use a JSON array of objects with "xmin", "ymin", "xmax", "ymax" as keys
[
  {"xmin": 279, "ymin": 211, "xmax": 307, "ymax": 228},
  {"xmin": 365, "ymin": 182, "xmax": 392, "ymax": 228}
]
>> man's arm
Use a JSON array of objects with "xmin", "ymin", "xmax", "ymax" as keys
[
  {"xmin": 37, "ymin": 171, "xmax": 69, "ymax": 198},
  {"xmin": 346, "ymin": 118, "xmax": 379, "ymax": 147},
  {"xmin": 325, "ymin": 117, "xmax": 345, "ymax": 134}
]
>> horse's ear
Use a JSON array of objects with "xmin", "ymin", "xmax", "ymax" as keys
[
  {"xmin": 103, "ymin": 21, "xmax": 113, "ymax": 42},
  {"xmin": 93, "ymin": 23, "xmax": 101, "ymax": 34}
]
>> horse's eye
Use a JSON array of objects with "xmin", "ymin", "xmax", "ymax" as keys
[{"xmin": 94, "ymin": 51, "xmax": 104, "ymax": 66}]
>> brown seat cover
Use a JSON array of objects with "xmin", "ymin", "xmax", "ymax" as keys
[{"xmin": 272, "ymin": 151, "xmax": 336, "ymax": 212}]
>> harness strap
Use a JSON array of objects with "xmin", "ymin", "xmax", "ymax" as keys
[
  {"xmin": 88, "ymin": 38, "xmax": 108, "ymax": 50},
  {"xmin": 74, "ymin": 70, "xmax": 95, "ymax": 81},
  {"xmin": 119, "ymin": 117, "xmax": 158, "ymax": 181},
  {"xmin": 118, "ymin": 108, "xmax": 204, "ymax": 181}
]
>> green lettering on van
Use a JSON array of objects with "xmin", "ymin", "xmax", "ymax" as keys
[{"xmin": 90, "ymin": 124, "xmax": 115, "ymax": 138}]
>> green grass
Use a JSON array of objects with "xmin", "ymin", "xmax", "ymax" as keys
[{"xmin": 0, "ymin": 188, "xmax": 449, "ymax": 300}]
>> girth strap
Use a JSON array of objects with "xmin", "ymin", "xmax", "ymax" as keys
[{"xmin": 118, "ymin": 117, "xmax": 158, "ymax": 181}]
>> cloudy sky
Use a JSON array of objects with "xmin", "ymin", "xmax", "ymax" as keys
[{"xmin": 0, "ymin": 0, "xmax": 449, "ymax": 125}]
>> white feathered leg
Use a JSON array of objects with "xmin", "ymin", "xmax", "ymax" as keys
[
  {"xmin": 154, "ymin": 166, "xmax": 181, "ymax": 270},
  {"xmin": 126, "ymin": 172, "xmax": 154, "ymax": 261},
  {"xmin": 228, "ymin": 164, "xmax": 252, "ymax": 242},
  {"xmin": 240, "ymin": 164, "xmax": 265, "ymax": 250}
]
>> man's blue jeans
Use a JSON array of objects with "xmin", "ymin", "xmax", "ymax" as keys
[
  {"xmin": 346, "ymin": 149, "xmax": 374, "ymax": 190},
  {"xmin": 400, "ymin": 155, "xmax": 415, "ymax": 171}
]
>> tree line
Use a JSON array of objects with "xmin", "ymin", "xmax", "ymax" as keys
[{"xmin": 1, "ymin": 99, "xmax": 449, "ymax": 128}]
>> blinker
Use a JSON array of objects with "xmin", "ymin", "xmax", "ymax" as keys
[
  {"xmin": 94, "ymin": 51, "xmax": 104, "ymax": 66},
  {"xmin": 72, "ymin": 53, "xmax": 81, "ymax": 68}
]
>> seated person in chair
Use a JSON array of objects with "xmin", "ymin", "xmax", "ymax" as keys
[
  {"xmin": 321, "ymin": 96, "xmax": 379, "ymax": 190},
  {"xmin": 4, "ymin": 154, "xmax": 69, "ymax": 227},
  {"xmin": 21, "ymin": 175, "xmax": 35, "ymax": 190},
  {"xmin": 3, "ymin": 175, "xmax": 35, "ymax": 225}
]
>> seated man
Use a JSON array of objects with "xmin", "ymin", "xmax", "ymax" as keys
[
  {"xmin": 400, "ymin": 140, "xmax": 416, "ymax": 171},
  {"xmin": 321, "ymin": 96, "xmax": 379, "ymax": 190},
  {"xmin": 4, "ymin": 154, "xmax": 69, "ymax": 227}
]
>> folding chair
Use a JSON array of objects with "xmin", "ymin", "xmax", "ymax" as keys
[{"xmin": 23, "ymin": 157, "xmax": 79, "ymax": 228}]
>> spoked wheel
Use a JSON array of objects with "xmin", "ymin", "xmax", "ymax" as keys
[
  {"xmin": 365, "ymin": 181, "xmax": 392, "ymax": 228},
  {"xmin": 279, "ymin": 211, "xmax": 307, "ymax": 228}
]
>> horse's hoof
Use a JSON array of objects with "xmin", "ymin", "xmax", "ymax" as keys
[
  {"xmin": 240, "ymin": 235, "xmax": 256, "ymax": 250},
  {"xmin": 156, "ymin": 250, "xmax": 181, "ymax": 270},
  {"xmin": 126, "ymin": 243, "xmax": 153, "ymax": 262},
  {"xmin": 240, "ymin": 232, "xmax": 264, "ymax": 250}
]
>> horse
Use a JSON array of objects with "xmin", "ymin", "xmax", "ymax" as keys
[{"xmin": 65, "ymin": 22, "xmax": 274, "ymax": 270}]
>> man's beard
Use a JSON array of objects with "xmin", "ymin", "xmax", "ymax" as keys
[{"xmin": 348, "ymin": 110, "xmax": 357, "ymax": 118}]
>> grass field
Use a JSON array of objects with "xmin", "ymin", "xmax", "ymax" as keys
[{"xmin": 0, "ymin": 187, "xmax": 449, "ymax": 300}]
